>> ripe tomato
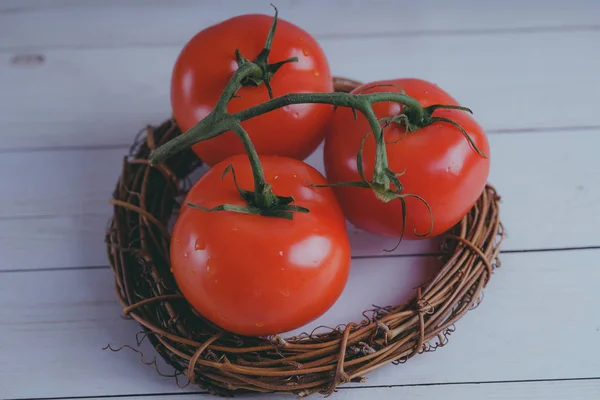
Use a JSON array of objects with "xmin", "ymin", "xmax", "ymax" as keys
[
  {"xmin": 323, "ymin": 78, "xmax": 490, "ymax": 239},
  {"xmin": 170, "ymin": 155, "xmax": 351, "ymax": 336},
  {"xmin": 171, "ymin": 14, "xmax": 333, "ymax": 166}
]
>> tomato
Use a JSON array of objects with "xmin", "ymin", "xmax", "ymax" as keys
[
  {"xmin": 171, "ymin": 14, "xmax": 333, "ymax": 166},
  {"xmin": 170, "ymin": 154, "xmax": 351, "ymax": 336},
  {"xmin": 323, "ymin": 78, "xmax": 490, "ymax": 239}
]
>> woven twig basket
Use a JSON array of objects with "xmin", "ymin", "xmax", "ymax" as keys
[{"xmin": 106, "ymin": 77, "xmax": 504, "ymax": 397}]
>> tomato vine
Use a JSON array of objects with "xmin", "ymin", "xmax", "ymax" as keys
[{"xmin": 149, "ymin": 7, "xmax": 485, "ymax": 233}]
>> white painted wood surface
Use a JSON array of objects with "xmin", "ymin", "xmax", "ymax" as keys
[{"xmin": 1, "ymin": 1, "xmax": 599, "ymax": 399}]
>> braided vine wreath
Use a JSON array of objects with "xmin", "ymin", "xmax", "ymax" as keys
[{"xmin": 106, "ymin": 76, "xmax": 503, "ymax": 398}]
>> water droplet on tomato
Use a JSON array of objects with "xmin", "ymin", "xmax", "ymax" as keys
[
  {"xmin": 229, "ymin": 59, "xmax": 239, "ymax": 72},
  {"xmin": 183, "ymin": 252, "xmax": 188, "ymax": 258},
  {"xmin": 194, "ymin": 238, "xmax": 206, "ymax": 251},
  {"xmin": 445, "ymin": 166, "xmax": 451, "ymax": 173},
  {"xmin": 302, "ymin": 49, "xmax": 309, "ymax": 56},
  {"xmin": 255, "ymin": 321, "xmax": 264, "ymax": 327},
  {"xmin": 206, "ymin": 264, "xmax": 217, "ymax": 276},
  {"xmin": 170, "ymin": 268, "xmax": 173, "ymax": 273},
  {"xmin": 313, "ymin": 70, "xmax": 320, "ymax": 77},
  {"xmin": 293, "ymin": 111, "xmax": 300, "ymax": 119},
  {"xmin": 274, "ymin": 175, "xmax": 279, "ymax": 180},
  {"xmin": 279, "ymin": 251, "xmax": 284, "ymax": 256},
  {"xmin": 280, "ymin": 287, "xmax": 290, "ymax": 297}
]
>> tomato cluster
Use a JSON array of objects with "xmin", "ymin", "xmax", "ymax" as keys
[{"xmin": 162, "ymin": 11, "xmax": 490, "ymax": 337}]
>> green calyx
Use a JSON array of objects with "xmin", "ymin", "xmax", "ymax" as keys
[
  {"xmin": 185, "ymin": 165, "xmax": 308, "ymax": 220},
  {"xmin": 381, "ymin": 104, "xmax": 488, "ymax": 158},
  {"xmin": 234, "ymin": 6, "xmax": 298, "ymax": 99}
]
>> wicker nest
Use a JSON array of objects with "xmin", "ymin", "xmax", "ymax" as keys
[{"xmin": 106, "ymin": 77, "xmax": 504, "ymax": 397}]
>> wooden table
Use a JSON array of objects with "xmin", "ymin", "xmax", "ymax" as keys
[{"xmin": 2, "ymin": 1, "xmax": 599, "ymax": 399}]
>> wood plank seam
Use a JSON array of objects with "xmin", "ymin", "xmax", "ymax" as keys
[
  {"xmin": 5, "ymin": 377, "xmax": 600, "ymax": 400},
  {"xmin": 2, "ymin": 25, "xmax": 600, "ymax": 53},
  {"xmin": 1, "ymin": 246, "xmax": 599, "ymax": 275},
  {"xmin": 1, "ymin": 124, "xmax": 599, "ymax": 155}
]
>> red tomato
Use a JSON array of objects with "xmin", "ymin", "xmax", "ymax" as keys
[
  {"xmin": 170, "ymin": 155, "xmax": 351, "ymax": 336},
  {"xmin": 171, "ymin": 14, "xmax": 333, "ymax": 166},
  {"xmin": 323, "ymin": 78, "xmax": 490, "ymax": 239}
]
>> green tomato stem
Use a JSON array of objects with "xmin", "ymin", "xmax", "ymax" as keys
[
  {"xmin": 233, "ymin": 92, "xmax": 424, "ymax": 123},
  {"xmin": 148, "ymin": 60, "xmax": 289, "ymax": 215},
  {"xmin": 214, "ymin": 62, "xmax": 262, "ymax": 113},
  {"xmin": 356, "ymin": 103, "xmax": 390, "ymax": 189},
  {"xmin": 234, "ymin": 91, "xmax": 423, "ymax": 188},
  {"xmin": 148, "ymin": 62, "xmax": 259, "ymax": 167},
  {"xmin": 148, "ymin": 72, "xmax": 432, "ymax": 212},
  {"xmin": 227, "ymin": 120, "xmax": 277, "ymax": 209},
  {"xmin": 232, "ymin": 92, "xmax": 424, "ymax": 189}
]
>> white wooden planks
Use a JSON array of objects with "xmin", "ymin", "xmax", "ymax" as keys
[
  {"xmin": 1, "ymin": 129, "xmax": 599, "ymax": 271},
  {"xmin": 0, "ymin": 215, "xmax": 111, "ymax": 271},
  {"xmin": 2, "ymin": 250, "xmax": 599, "ymax": 398},
  {"xmin": 1, "ymin": 27, "xmax": 599, "ymax": 151},
  {"xmin": 2, "ymin": 0, "xmax": 599, "ymax": 50}
]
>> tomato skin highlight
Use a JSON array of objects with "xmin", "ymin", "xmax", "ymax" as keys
[
  {"xmin": 171, "ymin": 14, "xmax": 334, "ymax": 167},
  {"xmin": 323, "ymin": 78, "xmax": 490, "ymax": 239},
  {"xmin": 170, "ymin": 155, "xmax": 351, "ymax": 336}
]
